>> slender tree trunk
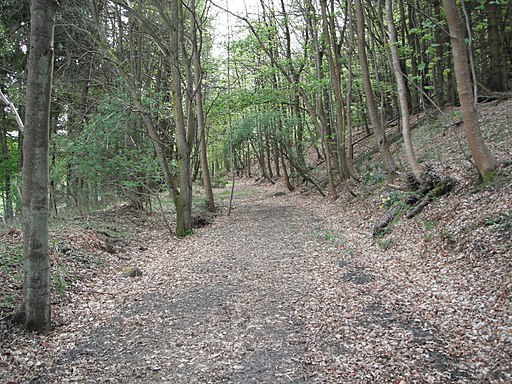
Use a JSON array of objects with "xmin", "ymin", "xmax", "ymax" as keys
[
  {"xmin": 273, "ymin": 143, "xmax": 281, "ymax": 178},
  {"xmin": 346, "ymin": 7, "xmax": 358, "ymax": 178},
  {"xmin": 431, "ymin": 0, "xmax": 445, "ymax": 107},
  {"xmin": 398, "ymin": 0, "xmax": 413, "ymax": 109},
  {"xmin": 320, "ymin": 0, "xmax": 350, "ymax": 180},
  {"xmin": 18, "ymin": 0, "xmax": 58, "ymax": 331},
  {"xmin": 0, "ymin": 116, "xmax": 14, "ymax": 221},
  {"xmin": 306, "ymin": 0, "xmax": 337, "ymax": 199},
  {"xmin": 442, "ymin": 0, "xmax": 498, "ymax": 180},
  {"xmin": 386, "ymin": 0, "xmax": 422, "ymax": 181},
  {"xmin": 354, "ymin": 0, "xmax": 396, "ymax": 174},
  {"xmin": 266, "ymin": 139, "xmax": 273, "ymax": 179},
  {"xmin": 407, "ymin": 3, "xmax": 420, "ymax": 110},
  {"xmin": 49, "ymin": 113, "xmax": 58, "ymax": 217},
  {"xmin": 486, "ymin": 3, "xmax": 507, "ymax": 91},
  {"xmin": 170, "ymin": 0, "xmax": 193, "ymax": 236},
  {"xmin": 191, "ymin": 0, "xmax": 215, "ymax": 212},
  {"xmin": 250, "ymin": 140, "xmax": 274, "ymax": 184},
  {"xmin": 280, "ymin": 149, "xmax": 294, "ymax": 192},
  {"xmin": 279, "ymin": 0, "xmax": 305, "ymax": 169},
  {"xmin": 246, "ymin": 142, "xmax": 251, "ymax": 177}
]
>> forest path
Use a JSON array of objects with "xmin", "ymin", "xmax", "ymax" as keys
[
  {"xmin": 42, "ymin": 183, "xmax": 348, "ymax": 383},
  {"xmin": 12, "ymin": 181, "xmax": 510, "ymax": 383}
]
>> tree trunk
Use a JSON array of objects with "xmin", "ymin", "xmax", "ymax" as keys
[
  {"xmin": 385, "ymin": 0, "xmax": 422, "ymax": 181},
  {"xmin": 19, "ymin": 0, "xmax": 58, "ymax": 331},
  {"xmin": 266, "ymin": 138, "xmax": 273, "ymax": 179},
  {"xmin": 170, "ymin": 0, "xmax": 193, "ymax": 236},
  {"xmin": 279, "ymin": 0, "xmax": 305, "ymax": 169},
  {"xmin": 433, "ymin": 0, "xmax": 445, "ymax": 107},
  {"xmin": 398, "ymin": 0, "xmax": 413, "ymax": 109},
  {"xmin": 273, "ymin": 143, "xmax": 281, "ymax": 178},
  {"xmin": 442, "ymin": 0, "xmax": 498, "ymax": 180},
  {"xmin": 486, "ymin": 3, "xmax": 507, "ymax": 91},
  {"xmin": 280, "ymin": 150, "xmax": 294, "ymax": 192},
  {"xmin": 305, "ymin": 0, "xmax": 337, "ymax": 199},
  {"xmin": 320, "ymin": 0, "xmax": 350, "ymax": 181},
  {"xmin": 354, "ymin": 0, "xmax": 396, "ymax": 174},
  {"xmin": 191, "ymin": 0, "xmax": 215, "ymax": 213},
  {"xmin": 346, "ymin": 7, "xmax": 358, "ymax": 178},
  {"xmin": 407, "ymin": 2, "xmax": 420, "ymax": 110},
  {"xmin": 0, "ymin": 114, "xmax": 14, "ymax": 221}
]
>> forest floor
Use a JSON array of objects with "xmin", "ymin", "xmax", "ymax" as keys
[{"xmin": 0, "ymin": 100, "xmax": 511, "ymax": 383}]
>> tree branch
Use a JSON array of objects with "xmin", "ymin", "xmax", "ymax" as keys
[{"xmin": 0, "ymin": 89, "xmax": 24, "ymax": 134}]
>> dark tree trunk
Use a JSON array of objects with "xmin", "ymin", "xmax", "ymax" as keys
[{"xmin": 486, "ymin": 3, "xmax": 507, "ymax": 91}]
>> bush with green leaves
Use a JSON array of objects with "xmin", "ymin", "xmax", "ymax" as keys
[{"xmin": 52, "ymin": 92, "xmax": 165, "ymax": 209}]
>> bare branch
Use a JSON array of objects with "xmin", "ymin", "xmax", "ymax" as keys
[{"xmin": 0, "ymin": 89, "xmax": 24, "ymax": 134}]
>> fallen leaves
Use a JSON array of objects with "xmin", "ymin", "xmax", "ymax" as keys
[{"xmin": 0, "ymin": 101, "xmax": 511, "ymax": 383}]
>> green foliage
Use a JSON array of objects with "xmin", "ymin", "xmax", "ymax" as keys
[
  {"xmin": 0, "ymin": 242, "xmax": 23, "ymax": 277},
  {"xmin": 484, "ymin": 212, "xmax": 511, "ymax": 233},
  {"xmin": 53, "ymin": 260, "xmax": 68, "ymax": 296},
  {"xmin": 422, "ymin": 219, "xmax": 439, "ymax": 241},
  {"xmin": 0, "ymin": 241, "xmax": 23, "ymax": 308},
  {"xmin": 0, "ymin": 135, "xmax": 20, "ymax": 216},
  {"xmin": 481, "ymin": 170, "xmax": 497, "ymax": 184},
  {"xmin": 360, "ymin": 163, "xmax": 385, "ymax": 185},
  {"xmin": 423, "ymin": 219, "xmax": 438, "ymax": 232},
  {"xmin": 316, "ymin": 229, "xmax": 336, "ymax": 242},
  {"xmin": 380, "ymin": 191, "xmax": 403, "ymax": 209},
  {"xmin": 0, "ymin": 136, "xmax": 18, "ymax": 179},
  {"xmin": 192, "ymin": 196, "xmax": 209, "ymax": 212},
  {"xmin": 1, "ymin": 294, "xmax": 16, "ymax": 309},
  {"xmin": 377, "ymin": 238, "xmax": 393, "ymax": 250},
  {"xmin": 211, "ymin": 177, "xmax": 227, "ymax": 188},
  {"xmin": 54, "ymin": 91, "xmax": 164, "ymax": 205},
  {"xmin": 228, "ymin": 109, "xmax": 305, "ymax": 166}
]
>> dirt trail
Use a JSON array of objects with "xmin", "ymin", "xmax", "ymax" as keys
[
  {"xmin": 3, "ymin": 182, "xmax": 511, "ymax": 383},
  {"xmin": 33, "ymin": 187, "xmax": 339, "ymax": 383}
]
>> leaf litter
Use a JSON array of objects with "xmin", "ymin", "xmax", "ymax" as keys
[{"xmin": 0, "ymin": 100, "xmax": 511, "ymax": 383}]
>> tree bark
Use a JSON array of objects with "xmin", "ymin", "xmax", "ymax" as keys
[
  {"xmin": 170, "ymin": 0, "xmax": 193, "ymax": 236},
  {"xmin": 320, "ymin": 0, "xmax": 351, "ymax": 181},
  {"xmin": 90, "ymin": 0, "xmax": 181, "ymax": 229},
  {"xmin": 305, "ymin": 0, "xmax": 337, "ymax": 199},
  {"xmin": 354, "ymin": 0, "xmax": 396, "ymax": 174},
  {"xmin": 442, "ymin": 0, "xmax": 498, "ymax": 180},
  {"xmin": 346, "ymin": 7, "xmax": 358, "ymax": 178},
  {"xmin": 385, "ymin": 0, "xmax": 422, "ymax": 181},
  {"xmin": 486, "ymin": 3, "xmax": 507, "ymax": 91},
  {"xmin": 19, "ymin": 0, "xmax": 58, "ymax": 331},
  {"xmin": 432, "ymin": 0, "xmax": 446, "ymax": 107},
  {"xmin": 190, "ymin": 0, "xmax": 215, "ymax": 213},
  {"xmin": 280, "ymin": 148, "xmax": 294, "ymax": 192},
  {"xmin": 0, "ymin": 114, "xmax": 14, "ymax": 221}
]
